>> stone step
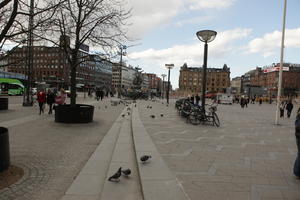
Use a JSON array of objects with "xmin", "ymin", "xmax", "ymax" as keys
[
  {"xmin": 131, "ymin": 105, "xmax": 189, "ymax": 200},
  {"xmin": 99, "ymin": 104, "xmax": 143, "ymax": 200},
  {"xmin": 60, "ymin": 107, "xmax": 127, "ymax": 200}
]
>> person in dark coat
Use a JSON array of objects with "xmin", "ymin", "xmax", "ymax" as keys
[
  {"xmin": 100, "ymin": 90, "xmax": 104, "ymax": 101},
  {"xmin": 190, "ymin": 95, "xmax": 195, "ymax": 105},
  {"xmin": 46, "ymin": 89, "xmax": 56, "ymax": 114},
  {"xmin": 286, "ymin": 101, "xmax": 294, "ymax": 118},
  {"xmin": 195, "ymin": 94, "xmax": 200, "ymax": 105},
  {"xmin": 95, "ymin": 88, "xmax": 101, "ymax": 101}
]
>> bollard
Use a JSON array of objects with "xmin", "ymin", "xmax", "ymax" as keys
[
  {"xmin": 294, "ymin": 111, "xmax": 300, "ymax": 177},
  {"xmin": 0, "ymin": 127, "xmax": 10, "ymax": 172}
]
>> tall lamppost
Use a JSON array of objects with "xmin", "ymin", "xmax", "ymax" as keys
[
  {"xmin": 196, "ymin": 30, "xmax": 217, "ymax": 113},
  {"xmin": 165, "ymin": 64, "xmax": 174, "ymax": 104},
  {"xmin": 161, "ymin": 74, "xmax": 166, "ymax": 99},
  {"xmin": 23, "ymin": 0, "xmax": 34, "ymax": 106}
]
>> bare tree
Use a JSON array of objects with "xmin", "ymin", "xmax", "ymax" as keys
[
  {"xmin": 39, "ymin": 0, "xmax": 130, "ymax": 106},
  {"xmin": 0, "ymin": 0, "xmax": 62, "ymax": 53}
]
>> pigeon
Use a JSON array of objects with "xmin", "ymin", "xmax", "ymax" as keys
[
  {"xmin": 121, "ymin": 168, "xmax": 131, "ymax": 176},
  {"xmin": 146, "ymin": 106, "xmax": 149, "ymax": 109},
  {"xmin": 160, "ymin": 114, "xmax": 164, "ymax": 117},
  {"xmin": 134, "ymin": 104, "xmax": 137, "ymax": 107},
  {"xmin": 127, "ymin": 107, "xmax": 131, "ymax": 111},
  {"xmin": 166, "ymin": 104, "xmax": 169, "ymax": 107},
  {"xmin": 122, "ymin": 114, "xmax": 125, "ymax": 117},
  {"xmin": 108, "ymin": 167, "xmax": 122, "ymax": 182},
  {"xmin": 128, "ymin": 112, "xmax": 130, "ymax": 115},
  {"xmin": 149, "ymin": 106, "xmax": 152, "ymax": 109},
  {"xmin": 140, "ymin": 155, "xmax": 151, "ymax": 163},
  {"xmin": 150, "ymin": 115, "xmax": 155, "ymax": 118}
]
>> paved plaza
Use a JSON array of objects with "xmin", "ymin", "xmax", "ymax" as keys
[
  {"xmin": 139, "ymin": 100, "xmax": 300, "ymax": 200},
  {"xmin": 0, "ymin": 95, "xmax": 125, "ymax": 200},
  {"xmin": 0, "ymin": 96, "xmax": 299, "ymax": 200}
]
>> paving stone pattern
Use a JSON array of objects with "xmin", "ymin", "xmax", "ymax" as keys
[
  {"xmin": 0, "ymin": 96, "xmax": 125, "ymax": 200},
  {"xmin": 138, "ymin": 100, "xmax": 300, "ymax": 200}
]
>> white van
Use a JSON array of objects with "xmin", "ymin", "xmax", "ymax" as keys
[{"xmin": 217, "ymin": 93, "xmax": 233, "ymax": 104}]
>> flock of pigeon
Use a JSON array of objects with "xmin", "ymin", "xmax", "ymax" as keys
[
  {"xmin": 108, "ymin": 101, "xmax": 169, "ymax": 182},
  {"xmin": 108, "ymin": 155, "xmax": 152, "ymax": 182}
]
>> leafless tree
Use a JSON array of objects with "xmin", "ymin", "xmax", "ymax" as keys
[
  {"xmin": 0, "ymin": 0, "xmax": 62, "ymax": 55},
  {"xmin": 39, "ymin": 0, "xmax": 130, "ymax": 105}
]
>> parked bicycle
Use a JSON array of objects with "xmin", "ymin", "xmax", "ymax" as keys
[
  {"xmin": 187, "ymin": 104, "xmax": 220, "ymax": 127},
  {"xmin": 175, "ymin": 98, "xmax": 220, "ymax": 127}
]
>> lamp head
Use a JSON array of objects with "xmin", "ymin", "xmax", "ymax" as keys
[
  {"xmin": 196, "ymin": 30, "xmax": 217, "ymax": 43},
  {"xmin": 165, "ymin": 64, "xmax": 174, "ymax": 70}
]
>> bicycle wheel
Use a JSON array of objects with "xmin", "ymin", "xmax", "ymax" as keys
[
  {"xmin": 189, "ymin": 114, "xmax": 200, "ymax": 125},
  {"xmin": 212, "ymin": 112, "xmax": 220, "ymax": 127}
]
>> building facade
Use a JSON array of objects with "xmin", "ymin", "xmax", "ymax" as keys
[
  {"xmin": 239, "ymin": 63, "xmax": 300, "ymax": 97},
  {"xmin": 112, "ymin": 65, "xmax": 137, "ymax": 90},
  {"xmin": 3, "ymin": 41, "xmax": 113, "ymax": 90},
  {"xmin": 179, "ymin": 63, "xmax": 230, "ymax": 95}
]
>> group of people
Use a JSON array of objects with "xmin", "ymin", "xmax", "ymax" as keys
[
  {"xmin": 36, "ymin": 88, "xmax": 67, "ymax": 115},
  {"xmin": 187, "ymin": 94, "xmax": 201, "ymax": 105},
  {"xmin": 279, "ymin": 100, "xmax": 294, "ymax": 118}
]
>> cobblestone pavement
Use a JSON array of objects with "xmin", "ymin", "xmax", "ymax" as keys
[
  {"xmin": 0, "ymin": 95, "xmax": 125, "ymax": 200},
  {"xmin": 138, "ymin": 99, "xmax": 300, "ymax": 200}
]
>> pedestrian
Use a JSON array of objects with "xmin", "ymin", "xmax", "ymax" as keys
[
  {"xmin": 259, "ymin": 97, "xmax": 262, "ymax": 105},
  {"xmin": 190, "ymin": 95, "xmax": 195, "ymax": 105},
  {"xmin": 55, "ymin": 88, "xmax": 67, "ymax": 105},
  {"xmin": 293, "ymin": 108, "xmax": 300, "ymax": 177},
  {"xmin": 195, "ymin": 94, "xmax": 200, "ymax": 105},
  {"xmin": 279, "ymin": 101, "xmax": 285, "ymax": 118},
  {"xmin": 286, "ymin": 100, "xmax": 294, "ymax": 118},
  {"xmin": 100, "ymin": 90, "xmax": 104, "ymax": 101},
  {"xmin": 240, "ymin": 97, "xmax": 245, "ymax": 108},
  {"xmin": 46, "ymin": 89, "xmax": 56, "ymax": 114},
  {"xmin": 37, "ymin": 89, "xmax": 46, "ymax": 115},
  {"xmin": 95, "ymin": 88, "xmax": 101, "ymax": 101}
]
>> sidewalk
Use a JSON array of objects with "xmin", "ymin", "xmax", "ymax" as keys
[
  {"xmin": 0, "ymin": 96, "xmax": 125, "ymax": 200},
  {"xmin": 138, "ymin": 100, "xmax": 300, "ymax": 200}
]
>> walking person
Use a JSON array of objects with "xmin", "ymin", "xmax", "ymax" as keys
[
  {"xmin": 279, "ymin": 101, "xmax": 285, "ymax": 118},
  {"xmin": 259, "ymin": 97, "xmax": 262, "ymax": 105},
  {"xmin": 190, "ymin": 95, "xmax": 195, "ymax": 105},
  {"xmin": 195, "ymin": 94, "xmax": 200, "ymax": 105},
  {"xmin": 46, "ymin": 89, "xmax": 56, "ymax": 114},
  {"xmin": 100, "ymin": 90, "xmax": 104, "ymax": 101},
  {"xmin": 55, "ymin": 88, "xmax": 67, "ymax": 105},
  {"xmin": 286, "ymin": 100, "xmax": 294, "ymax": 118},
  {"xmin": 37, "ymin": 89, "xmax": 46, "ymax": 115}
]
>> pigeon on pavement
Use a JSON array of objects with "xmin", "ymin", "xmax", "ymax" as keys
[
  {"xmin": 108, "ymin": 167, "xmax": 122, "ymax": 182},
  {"xmin": 161, "ymin": 114, "xmax": 164, "ymax": 117},
  {"xmin": 122, "ymin": 114, "xmax": 125, "ymax": 117},
  {"xmin": 150, "ymin": 115, "xmax": 155, "ymax": 118},
  {"xmin": 121, "ymin": 169, "xmax": 131, "ymax": 176},
  {"xmin": 140, "ymin": 155, "xmax": 152, "ymax": 163}
]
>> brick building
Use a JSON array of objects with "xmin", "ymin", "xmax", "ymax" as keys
[
  {"xmin": 3, "ymin": 37, "xmax": 113, "ymax": 90},
  {"xmin": 179, "ymin": 63, "xmax": 230, "ymax": 95},
  {"xmin": 241, "ymin": 63, "xmax": 300, "ymax": 97}
]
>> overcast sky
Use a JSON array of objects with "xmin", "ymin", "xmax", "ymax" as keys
[{"xmin": 120, "ymin": 0, "xmax": 300, "ymax": 88}]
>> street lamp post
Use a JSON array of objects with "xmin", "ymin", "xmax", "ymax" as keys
[
  {"xmin": 23, "ymin": 0, "xmax": 34, "ymax": 106},
  {"xmin": 165, "ymin": 64, "xmax": 174, "ymax": 104},
  {"xmin": 161, "ymin": 74, "xmax": 166, "ymax": 99},
  {"xmin": 196, "ymin": 30, "xmax": 217, "ymax": 113}
]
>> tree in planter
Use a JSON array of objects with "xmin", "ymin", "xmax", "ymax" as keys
[{"xmin": 40, "ymin": 0, "xmax": 130, "ymax": 106}]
